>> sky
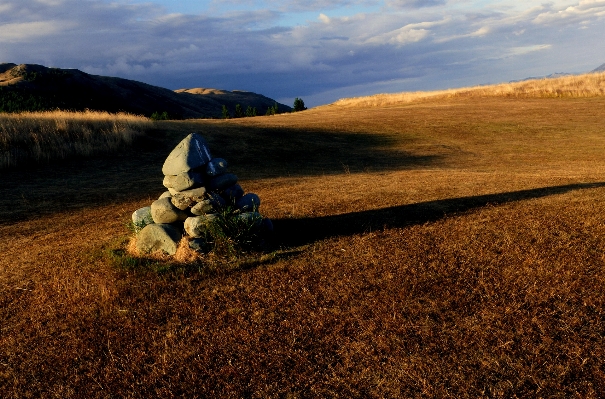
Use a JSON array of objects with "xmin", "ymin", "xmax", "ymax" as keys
[{"xmin": 1, "ymin": 0, "xmax": 604, "ymax": 107}]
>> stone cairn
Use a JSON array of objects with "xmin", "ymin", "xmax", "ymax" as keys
[{"xmin": 131, "ymin": 132, "xmax": 272, "ymax": 256}]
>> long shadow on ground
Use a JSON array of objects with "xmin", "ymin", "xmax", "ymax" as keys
[
  {"xmin": 271, "ymin": 182, "xmax": 605, "ymax": 247},
  {"xmin": 1, "ymin": 124, "xmax": 446, "ymax": 224}
]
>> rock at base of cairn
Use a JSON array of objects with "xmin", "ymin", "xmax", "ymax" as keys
[
  {"xmin": 136, "ymin": 224, "xmax": 183, "ymax": 255},
  {"xmin": 184, "ymin": 214, "xmax": 219, "ymax": 238},
  {"xmin": 236, "ymin": 193, "xmax": 261, "ymax": 212},
  {"xmin": 189, "ymin": 238, "xmax": 212, "ymax": 253},
  {"xmin": 237, "ymin": 212, "xmax": 264, "ymax": 229},
  {"xmin": 151, "ymin": 197, "xmax": 188, "ymax": 224},
  {"xmin": 132, "ymin": 206, "xmax": 153, "ymax": 231},
  {"xmin": 222, "ymin": 184, "xmax": 244, "ymax": 202}
]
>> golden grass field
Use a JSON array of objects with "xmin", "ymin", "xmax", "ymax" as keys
[
  {"xmin": 2, "ymin": 73, "xmax": 605, "ymax": 397},
  {"xmin": 0, "ymin": 110, "xmax": 152, "ymax": 169}
]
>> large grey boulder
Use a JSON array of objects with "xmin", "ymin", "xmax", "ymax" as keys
[
  {"xmin": 136, "ymin": 224, "xmax": 183, "ymax": 255},
  {"xmin": 163, "ymin": 171, "xmax": 204, "ymax": 192},
  {"xmin": 184, "ymin": 214, "xmax": 219, "ymax": 238},
  {"xmin": 151, "ymin": 197, "xmax": 188, "ymax": 224},
  {"xmin": 206, "ymin": 158, "xmax": 228, "ymax": 177},
  {"xmin": 162, "ymin": 133, "xmax": 212, "ymax": 175}
]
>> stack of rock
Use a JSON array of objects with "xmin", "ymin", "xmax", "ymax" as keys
[{"xmin": 132, "ymin": 132, "xmax": 271, "ymax": 256}]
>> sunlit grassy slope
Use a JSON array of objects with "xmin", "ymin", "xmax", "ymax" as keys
[
  {"xmin": 2, "ymin": 77, "xmax": 605, "ymax": 397},
  {"xmin": 329, "ymin": 71, "xmax": 605, "ymax": 108}
]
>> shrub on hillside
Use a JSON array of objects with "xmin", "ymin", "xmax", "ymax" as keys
[{"xmin": 150, "ymin": 111, "xmax": 169, "ymax": 120}]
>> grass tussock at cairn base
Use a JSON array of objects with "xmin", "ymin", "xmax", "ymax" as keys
[
  {"xmin": 0, "ymin": 110, "xmax": 153, "ymax": 169},
  {"xmin": 130, "ymin": 132, "xmax": 273, "ymax": 262},
  {"xmin": 332, "ymin": 71, "xmax": 605, "ymax": 108}
]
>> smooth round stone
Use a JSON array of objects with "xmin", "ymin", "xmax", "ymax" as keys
[
  {"xmin": 159, "ymin": 191, "xmax": 172, "ymax": 199},
  {"xmin": 132, "ymin": 206, "xmax": 153, "ymax": 227},
  {"xmin": 136, "ymin": 224, "xmax": 183, "ymax": 255},
  {"xmin": 236, "ymin": 212, "xmax": 263, "ymax": 229},
  {"xmin": 206, "ymin": 158, "xmax": 228, "ymax": 177},
  {"xmin": 221, "ymin": 184, "xmax": 244, "ymax": 202},
  {"xmin": 235, "ymin": 193, "xmax": 261, "ymax": 212},
  {"xmin": 207, "ymin": 173, "xmax": 238, "ymax": 192},
  {"xmin": 191, "ymin": 199, "xmax": 215, "ymax": 215},
  {"xmin": 189, "ymin": 238, "xmax": 212, "ymax": 253},
  {"xmin": 184, "ymin": 214, "xmax": 219, "ymax": 238},
  {"xmin": 163, "ymin": 171, "xmax": 204, "ymax": 192},
  {"xmin": 171, "ymin": 187, "xmax": 208, "ymax": 210},
  {"xmin": 151, "ymin": 197, "xmax": 188, "ymax": 224}
]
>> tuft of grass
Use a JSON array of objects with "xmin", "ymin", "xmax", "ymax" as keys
[{"xmin": 0, "ymin": 110, "xmax": 153, "ymax": 169}]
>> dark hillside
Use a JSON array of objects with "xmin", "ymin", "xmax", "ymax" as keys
[{"xmin": 0, "ymin": 63, "xmax": 290, "ymax": 118}]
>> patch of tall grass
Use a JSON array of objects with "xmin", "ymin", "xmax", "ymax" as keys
[
  {"xmin": 0, "ymin": 110, "xmax": 153, "ymax": 168},
  {"xmin": 331, "ymin": 71, "xmax": 605, "ymax": 108}
]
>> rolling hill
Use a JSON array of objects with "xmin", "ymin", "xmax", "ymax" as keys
[
  {"xmin": 592, "ymin": 63, "xmax": 605, "ymax": 73},
  {"xmin": 0, "ymin": 63, "xmax": 291, "ymax": 118}
]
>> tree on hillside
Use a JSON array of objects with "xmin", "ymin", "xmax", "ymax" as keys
[
  {"xmin": 221, "ymin": 105, "xmax": 230, "ymax": 119},
  {"xmin": 234, "ymin": 104, "xmax": 244, "ymax": 118},
  {"xmin": 293, "ymin": 97, "xmax": 307, "ymax": 112},
  {"xmin": 245, "ymin": 106, "xmax": 257, "ymax": 117},
  {"xmin": 265, "ymin": 102, "xmax": 279, "ymax": 116}
]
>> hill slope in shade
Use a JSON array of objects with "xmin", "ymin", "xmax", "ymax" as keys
[{"xmin": 0, "ymin": 63, "xmax": 291, "ymax": 118}]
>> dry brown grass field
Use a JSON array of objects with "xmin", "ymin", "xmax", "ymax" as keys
[
  {"xmin": 2, "ymin": 76, "xmax": 605, "ymax": 397},
  {"xmin": 0, "ymin": 110, "xmax": 152, "ymax": 169}
]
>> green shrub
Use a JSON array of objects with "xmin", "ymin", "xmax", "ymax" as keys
[
  {"xmin": 199, "ymin": 207, "xmax": 266, "ymax": 256},
  {"xmin": 150, "ymin": 111, "xmax": 169, "ymax": 120}
]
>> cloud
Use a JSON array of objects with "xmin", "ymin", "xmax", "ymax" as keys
[
  {"xmin": 1, "ymin": 0, "xmax": 604, "ymax": 107},
  {"xmin": 386, "ymin": 0, "xmax": 446, "ymax": 8},
  {"xmin": 318, "ymin": 13, "xmax": 331, "ymax": 23},
  {"xmin": 533, "ymin": 0, "xmax": 605, "ymax": 25},
  {"xmin": 435, "ymin": 26, "xmax": 490, "ymax": 43},
  {"xmin": 0, "ymin": 21, "xmax": 69, "ymax": 42},
  {"xmin": 364, "ymin": 18, "xmax": 449, "ymax": 45}
]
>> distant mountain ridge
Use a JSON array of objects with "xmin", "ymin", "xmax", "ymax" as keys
[
  {"xmin": 510, "ymin": 63, "xmax": 605, "ymax": 83},
  {"xmin": 510, "ymin": 72, "xmax": 572, "ymax": 83},
  {"xmin": 592, "ymin": 63, "xmax": 605, "ymax": 73},
  {"xmin": 0, "ymin": 63, "xmax": 291, "ymax": 118}
]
